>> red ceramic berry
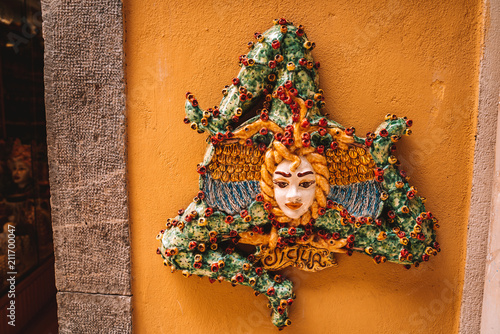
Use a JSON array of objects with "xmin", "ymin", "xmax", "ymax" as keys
[
  {"xmin": 380, "ymin": 129, "xmax": 389, "ymax": 137},
  {"xmin": 225, "ymin": 215, "xmax": 234, "ymax": 224},
  {"xmin": 189, "ymin": 241, "xmax": 197, "ymax": 250},
  {"xmin": 255, "ymin": 267, "xmax": 263, "ymax": 275},
  {"xmin": 406, "ymin": 119, "xmax": 413, "ymax": 127},
  {"xmin": 256, "ymin": 194, "xmax": 264, "ymax": 201},
  {"xmin": 301, "ymin": 118, "xmax": 310, "ymax": 128},
  {"xmin": 345, "ymin": 127, "xmax": 355, "ymax": 136},
  {"xmin": 259, "ymin": 127, "xmax": 268, "ymax": 135},
  {"xmin": 330, "ymin": 141, "xmax": 338, "ymax": 150},
  {"xmin": 319, "ymin": 118, "xmax": 328, "ymax": 127},
  {"xmin": 305, "ymin": 99, "xmax": 314, "ymax": 108},
  {"xmin": 288, "ymin": 227, "xmax": 296, "ymax": 235},
  {"xmin": 407, "ymin": 190, "xmax": 416, "ymax": 200},
  {"xmin": 302, "ymin": 138, "xmax": 310, "ymax": 147},
  {"xmin": 232, "ymin": 78, "xmax": 240, "ymax": 85},
  {"xmin": 317, "ymin": 145, "xmax": 325, "ymax": 154}
]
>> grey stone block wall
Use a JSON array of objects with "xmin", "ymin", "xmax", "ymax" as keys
[{"xmin": 41, "ymin": 0, "xmax": 131, "ymax": 332}]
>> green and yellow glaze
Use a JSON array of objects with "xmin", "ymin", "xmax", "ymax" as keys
[{"xmin": 157, "ymin": 19, "xmax": 440, "ymax": 329}]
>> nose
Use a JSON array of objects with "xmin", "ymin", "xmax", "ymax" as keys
[{"xmin": 286, "ymin": 185, "xmax": 301, "ymax": 202}]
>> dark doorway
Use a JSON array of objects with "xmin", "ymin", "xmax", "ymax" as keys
[{"xmin": 0, "ymin": 0, "xmax": 57, "ymax": 333}]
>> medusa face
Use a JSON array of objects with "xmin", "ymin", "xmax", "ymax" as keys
[{"xmin": 272, "ymin": 156, "xmax": 317, "ymax": 220}]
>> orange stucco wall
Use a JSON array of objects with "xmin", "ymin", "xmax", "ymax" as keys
[{"xmin": 126, "ymin": 1, "xmax": 483, "ymax": 333}]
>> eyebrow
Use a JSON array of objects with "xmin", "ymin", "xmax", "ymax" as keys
[
  {"xmin": 297, "ymin": 171, "xmax": 314, "ymax": 177},
  {"xmin": 274, "ymin": 171, "xmax": 291, "ymax": 177}
]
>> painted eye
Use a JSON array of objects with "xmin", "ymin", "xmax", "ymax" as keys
[
  {"xmin": 299, "ymin": 181, "xmax": 315, "ymax": 188},
  {"xmin": 273, "ymin": 181, "xmax": 289, "ymax": 188}
]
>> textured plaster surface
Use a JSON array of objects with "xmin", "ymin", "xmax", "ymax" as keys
[
  {"xmin": 460, "ymin": 1, "xmax": 500, "ymax": 333},
  {"xmin": 127, "ymin": 1, "xmax": 483, "ymax": 333},
  {"xmin": 478, "ymin": 3, "xmax": 500, "ymax": 332},
  {"xmin": 41, "ymin": 0, "xmax": 131, "ymax": 332},
  {"xmin": 480, "ymin": 103, "xmax": 500, "ymax": 333}
]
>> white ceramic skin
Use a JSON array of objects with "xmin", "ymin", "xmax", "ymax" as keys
[{"xmin": 273, "ymin": 156, "xmax": 316, "ymax": 219}]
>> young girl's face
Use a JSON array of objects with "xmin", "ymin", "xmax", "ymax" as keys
[{"xmin": 273, "ymin": 156, "xmax": 316, "ymax": 219}]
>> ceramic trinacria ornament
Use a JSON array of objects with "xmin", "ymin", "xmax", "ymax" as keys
[{"xmin": 156, "ymin": 18, "xmax": 440, "ymax": 329}]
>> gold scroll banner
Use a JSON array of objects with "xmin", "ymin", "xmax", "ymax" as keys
[{"xmin": 258, "ymin": 244, "xmax": 338, "ymax": 272}]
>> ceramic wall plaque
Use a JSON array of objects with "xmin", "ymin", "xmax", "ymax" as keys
[{"xmin": 156, "ymin": 18, "xmax": 440, "ymax": 329}]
